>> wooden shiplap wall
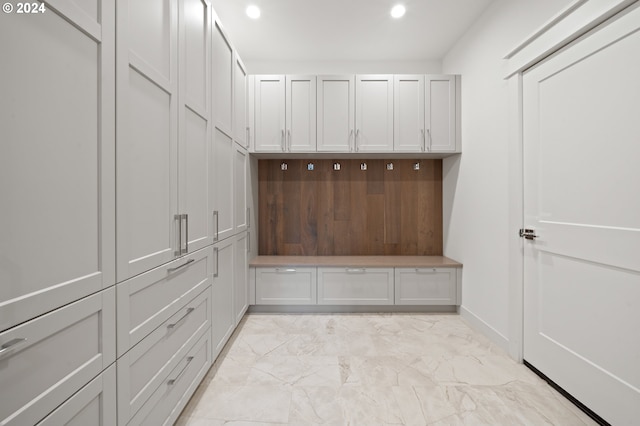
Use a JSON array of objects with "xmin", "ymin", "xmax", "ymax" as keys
[{"xmin": 258, "ymin": 159, "xmax": 443, "ymax": 256}]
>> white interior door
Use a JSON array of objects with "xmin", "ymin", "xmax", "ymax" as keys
[{"xmin": 523, "ymin": 7, "xmax": 640, "ymax": 425}]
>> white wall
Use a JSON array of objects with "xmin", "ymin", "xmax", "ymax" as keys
[
  {"xmin": 246, "ymin": 59, "xmax": 442, "ymax": 75},
  {"xmin": 441, "ymin": 0, "xmax": 572, "ymax": 353}
]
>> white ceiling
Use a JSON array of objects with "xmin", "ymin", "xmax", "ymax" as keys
[{"xmin": 210, "ymin": 0, "xmax": 494, "ymax": 64}]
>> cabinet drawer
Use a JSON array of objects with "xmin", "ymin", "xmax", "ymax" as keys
[
  {"xmin": 395, "ymin": 268, "xmax": 457, "ymax": 305},
  {"xmin": 317, "ymin": 268, "xmax": 394, "ymax": 305},
  {"xmin": 37, "ymin": 365, "xmax": 116, "ymax": 426},
  {"xmin": 256, "ymin": 267, "xmax": 317, "ymax": 305},
  {"xmin": 117, "ymin": 247, "xmax": 212, "ymax": 356},
  {"xmin": 117, "ymin": 288, "xmax": 211, "ymax": 425},
  {"xmin": 129, "ymin": 331, "xmax": 212, "ymax": 426},
  {"xmin": 0, "ymin": 288, "xmax": 115, "ymax": 426}
]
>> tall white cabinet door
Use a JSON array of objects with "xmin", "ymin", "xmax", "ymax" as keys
[
  {"xmin": 116, "ymin": 0, "xmax": 179, "ymax": 281},
  {"xmin": 212, "ymin": 19, "xmax": 234, "ymax": 136},
  {"xmin": 394, "ymin": 75, "xmax": 425, "ymax": 152},
  {"xmin": 234, "ymin": 147, "xmax": 248, "ymax": 233},
  {"xmin": 254, "ymin": 75, "xmax": 286, "ymax": 152},
  {"xmin": 212, "ymin": 128, "xmax": 235, "ymax": 242},
  {"xmin": 179, "ymin": 0, "xmax": 213, "ymax": 254},
  {"xmin": 234, "ymin": 232, "xmax": 249, "ymax": 325},
  {"xmin": 211, "ymin": 238, "xmax": 234, "ymax": 360},
  {"xmin": 317, "ymin": 75, "xmax": 355, "ymax": 152},
  {"xmin": 355, "ymin": 75, "xmax": 394, "ymax": 152},
  {"xmin": 0, "ymin": 0, "xmax": 116, "ymax": 331},
  {"xmin": 286, "ymin": 75, "xmax": 317, "ymax": 152},
  {"xmin": 425, "ymin": 75, "xmax": 456, "ymax": 152},
  {"xmin": 234, "ymin": 54, "xmax": 248, "ymax": 148}
]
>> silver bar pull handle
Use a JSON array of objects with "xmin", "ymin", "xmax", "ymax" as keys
[
  {"xmin": 167, "ymin": 307, "xmax": 195, "ymax": 330},
  {"xmin": 287, "ymin": 129, "xmax": 291, "ymax": 152},
  {"xmin": 426, "ymin": 129, "xmax": 432, "ymax": 152},
  {"xmin": 276, "ymin": 268, "xmax": 297, "ymax": 273},
  {"xmin": 421, "ymin": 129, "xmax": 426, "ymax": 152},
  {"xmin": 167, "ymin": 356, "xmax": 194, "ymax": 386},
  {"xmin": 0, "ymin": 338, "xmax": 27, "ymax": 359},
  {"xmin": 349, "ymin": 129, "xmax": 354, "ymax": 152},
  {"xmin": 174, "ymin": 214, "xmax": 183, "ymax": 256},
  {"xmin": 213, "ymin": 211, "xmax": 219, "ymax": 241},
  {"xmin": 214, "ymin": 247, "xmax": 219, "ymax": 277},
  {"xmin": 183, "ymin": 214, "xmax": 189, "ymax": 254},
  {"xmin": 281, "ymin": 129, "xmax": 285, "ymax": 152},
  {"xmin": 355, "ymin": 129, "xmax": 360, "ymax": 152},
  {"xmin": 247, "ymin": 231, "xmax": 251, "ymax": 253},
  {"xmin": 247, "ymin": 207, "xmax": 251, "ymax": 228},
  {"xmin": 415, "ymin": 268, "xmax": 438, "ymax": 273},
  {"xmin": 346, "ymin": 268, "xmax": 366, "ymax": 273},
  {"xmin": 246, "ymin": 126, "xmax": 250, "ymax": 149},
  {"xmin": 167, "ymin": 258, "xmax": 195, "ymax": 273}
]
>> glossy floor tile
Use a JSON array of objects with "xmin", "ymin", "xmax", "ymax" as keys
[{"xmin": 177, "ymin": 314, "xmax": 597, "ymax": 425}]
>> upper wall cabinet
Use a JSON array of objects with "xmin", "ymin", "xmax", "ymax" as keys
[
  {"xmin": 0, "ymin": 1, "xmax": 115, "ymax": 331},
  {"xmin": 317, "ymin": 75, "xmax": 355, "ymax": 152},
  {"xmin": 355, "ymin": 75, "xmax": 394, "ymax": 152},
  {"xmin": 254, "ymin": 75, "xmax": 316, "ymax": 152},
  {"xmin": 426, "ymin": 75, "xmax": 457, "ymax": 152},
  {"xmin": 212, "ymin": 19, "xmax": 233, "ymax": 137},
  {"xmin": 394, "ymin": 75, "xmax": 426, "ymax": 152},
  {"xmin": 117, "ymin": 0, "xmax": 213, "ymax": 281},
  {"xmin": 234, "ymin": 54, "xmax": 248, "ymax": 148}
]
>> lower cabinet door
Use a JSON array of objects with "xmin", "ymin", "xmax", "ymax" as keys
[
  {"xmin": 37, "ymin": 365, "xmax": 116, "ymax": 426},
  {"xmin": 255, "ymin": 267, "xmax": 317, "ymax": 305},
  {"xmin": 317, "ymin": 268, "xmax": 394, "ymax": 305},
  {"xmin": 394, "ymin": 268, "xmax": 457, "ymax": 305},
  {"xmin": 117, "ymin": 288, "xmax": 211, "ymax": 425},
  {"xmin": 212, "ymin": 238, "xmax": 235, "ymax": 360},
  {"xmin": 0, "ymin": 288, "xmax": 115, "ymax": 426},
  {"xmin": 129, "ymin": 331, "xmax": 212, "ymax": 426}
]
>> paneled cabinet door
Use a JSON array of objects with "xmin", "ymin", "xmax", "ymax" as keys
[
  {"xmin": 355, "ymin": 75, "xmax": 394, "ymax": 152},
  {"xmin": 317, "ymin": 75, "xmax": 355, "ymax": 152},
  {"xmin": 179, "ymin": 0, "xmax": 213, "ymax": 254},
  {"xmin": 0, "ymin": 0, "xmax": 115, "ymax": 331},
  {"xmin": 286, "ymin": 75, "xmax": 317, "ymax": 152},
  {"xmin": 426, "ymin": 75, "xmax": 457, "ymax": 152},
  {"xmin": 116, "ymin": 0, "xmax": 180, "ymax": 281},
  {"xmin": 254, "ymin": 75, "xmax": 286, "ymax": 151},
  {"xmin": 212, "ymin": 19, "xmax": 234, "ymax": 136},
  {"xmin": 212, "ymin": 238, "xmax": 235, "ymax": 360},
  {"xmin": 394, "ymin": 75, "xmax": 425, "ymax": 152},
  {"xmin": 213, "ymin": 128, "xmax": 235, "ymax": 242},
  {"xmin": 234, "ymin": 146, "xmax": 248, "ymax": 233},
  {"xmin": 234, "ymin": 232, "xmax": 249, "ymax": 325},
  {"xmin": 234, "ymin": 54, "xmax": 248, "ymax": 148}
]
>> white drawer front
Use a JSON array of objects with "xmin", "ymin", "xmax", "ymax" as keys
[
  {"xmin": 395, "ymin": 268, "xmax": 457, "ymax": 305},
  {"xmin": 117, "ymin": 288, "xmax": 211, "ymax": 425},
  {"xmin": 37, "ymin": 365, "xmax": 116, "ymax": 426},
  {"xmin": 129, "ymin": 331, "xmax": 212, "ymax": 426},
  {"xmin": 117, "ymin": 247, "xmax": 212, "ymax": 356},
  {"xmin": 0, "ymin": 288, "xmax": 115, "ymax": 426},
  {"xmin": 256, "ymin": 267, "xmax": 317, "ymax": 305},
  {"xmin": 318, "ymin": 268, "xmax": 394, "ymax": 305}
]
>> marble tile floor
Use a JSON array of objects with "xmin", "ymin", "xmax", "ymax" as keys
[{"xmin": 176, "ymin": 313, "xmax": 597, "ymax": 425}]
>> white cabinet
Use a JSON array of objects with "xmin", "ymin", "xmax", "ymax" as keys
[
  {"xmin": 255, "ymin": 267, "xmax": 317, "ymax": 305},
  {"xmin": 254, "ymin": 75, "xmax": 286, "ymax": 151},
  {"xmin": 426, "ymin": 75, "xmax": 457, "ymax": 152},
  {"xmin": 355, "ymin": 75, "xmax": 394, "ymax": 152},
  {"xmin": 317, "ymin": 267, "xmax": 394, "ymax": 305},
  {"xmin": 0, "ymin": 0, "xmax": 115, "ymax": 332},
  {"xmin": 394, "ymin": 75, "xmax": 425, "ymax": 152},
  {"xmin": 287, "ymin": 75, "xmax": 317, "ymax": 152},
  {"xmin": 317, "ymin": 75, "xmax": 355, "ymax": 152},
  {"xmin": 234, "ymin": 232, "xmax": 249, "ymax": 324},
  {"xmin": 0, "ymin": 289, "xmax": 115, "ymax": 426},
  {"xmin": 234, "ymin": 54, "xmax": 248, "ymax": 148},
  {"xmin": 37, "ymin": 365, "xmax": 116, "ymax": 426},
  {"xmin": 213, "ymin": 127, "xmax": 235, "ymax": 242},
  {"xmin": 234, "ymin": 146, "xmax": 248, "ymax": 233},
  {"xmin": 212, "ymin": 19, "xmax": 233, "ymax": 136},
  {"xmin": 212, "ymin": 238, "xmax": 235, "ymax": 360},
  {"xmin": 395, "ymin": 268, "xmax": 458, "ymax": 305}
]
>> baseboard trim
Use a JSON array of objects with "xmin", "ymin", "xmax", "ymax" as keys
[
  {"xmin": 459, "ymin": 306, "xmax": 510, "ymax": 353},
  {"xmin": 524, "ymin": 360, "xmax": 610, "ymax": 426},
  {"xmin": 248, "ymin": 305, "xmax": 458, "ymax": 314}
]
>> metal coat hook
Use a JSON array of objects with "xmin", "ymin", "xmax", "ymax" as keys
[
  {"xmin": 333, "ymin": 162, "xmax": 341, "ymax": 171},
  {"xmin": 281, "ymin": 162, "xmax": 288, "ymax": 171},
  {"xmin": 360, "ymin": 162, "xmax": 367, "ymax": 170},
  {"xmin": 386, "ymin": 162, "xmax": 394, "ymax": 170}
]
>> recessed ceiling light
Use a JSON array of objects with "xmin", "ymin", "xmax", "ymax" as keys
[
  {"xmin": 246, "ymin": 5, "xmax": 261, "ymax": 19},
  {"xmin": 390, "ymin": 4, "xmax": 406, "ymax": 18}
]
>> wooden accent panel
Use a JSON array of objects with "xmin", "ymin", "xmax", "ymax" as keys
[{"xmin": 258, "ymin": 159, "xmax": 442, "ymax": 256}]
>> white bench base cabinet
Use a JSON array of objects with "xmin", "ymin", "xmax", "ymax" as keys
[
  {"xmin": 255, "ymin": 267, "xmax": 317, "ymax": 305},
  {"xmin": 395, "ymin": 268, "xmax": 459, "ymax": 305},
  {"xmin": 318, "ymin": 268, "xmax": 394, "ymax": 305}
]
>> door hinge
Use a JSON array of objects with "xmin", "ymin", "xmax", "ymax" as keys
[{"xmin": 519, "ymin": 228, "xmax": 537, "ymax": 240}]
